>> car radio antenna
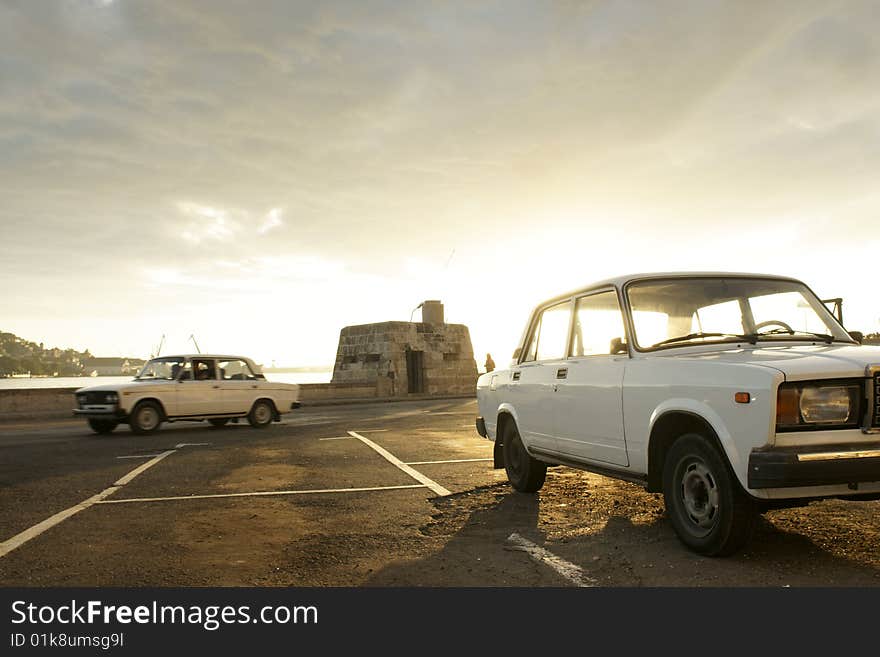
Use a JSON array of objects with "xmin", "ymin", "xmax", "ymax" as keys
[
  {"xmin": 153, "ymin": 334, "xmax": 165, "ymax": 358},
  {"xmin": 189, "ymin": 334, "xmax": 201, "ymax": 354}
]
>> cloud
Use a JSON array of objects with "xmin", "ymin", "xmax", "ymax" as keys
[
  {"xmin": 4, "ymin": 0, "xmax": 880, "ymax": 361},
  {"xmin": 176, "ymin": 202, "xmax": 239, "ymax": 243},
  {"xmin": 258, "ymin": 208, "xmax": 283, "ymax": 235}
]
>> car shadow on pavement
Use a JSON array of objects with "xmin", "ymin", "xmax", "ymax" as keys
[{"xmin": 363, "ymin": 484, "xmax": 880, "ymax": 587}]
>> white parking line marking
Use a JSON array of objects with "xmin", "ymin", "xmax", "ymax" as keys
[
  {"xmin": 174, "ymin": 442, "xmax": 212, "ymax": 449},
  {"xmin": 97, "ymin": 484, "xmax": 427, "ymax": 504},
  {"xmin": 116, "ymin": 454, "xmax": 164, "ymax": 459},
  {"xmin": 351, "ymin": 429, "xmax": 389, "ymax": 433},
  {"xmin": 405, "ymin": 458, "xmax": 493, "ymax": 465},
  {"xmin": 348, "ymin": 431, "xmax": 452, "ymax": 497},
  {"xmin": 113, "ymin": 450, "xmax": 176, "ymax": 486},
  {"xmin": 318, "ymin": 436, "xmax": 352, "ymax": 441},
  {"xmin": 506, "ymin": 533, "xmax": 598, "ymax": 587},
  {"xmin": 0, "ymin": 449, "xmax": 177, "ymax": 559}
]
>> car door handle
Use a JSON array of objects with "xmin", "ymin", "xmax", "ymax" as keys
[{"xmin": 556, "ymin": 367, "xmax": 568, "ymax": 379}]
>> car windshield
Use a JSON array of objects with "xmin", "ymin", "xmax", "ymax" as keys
[
  {"xmin": 626, "ymin": 277, "xmax": 854, "ymax": 351},
  {"xmin": 135, "ymin": 357, "xmax": 187, "ymax": 380}
]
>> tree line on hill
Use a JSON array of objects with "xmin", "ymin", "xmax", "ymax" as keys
[{"xmin": 0, "ymin": 331, "xmax": 93, "ymax": 377}]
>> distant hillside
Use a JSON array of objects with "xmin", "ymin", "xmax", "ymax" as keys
[{"xmin": 0, "ymin": 331, "xmax": 142, "ymax": 377}]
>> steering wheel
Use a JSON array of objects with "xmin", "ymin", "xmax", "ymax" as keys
[{"xmin": 754, "ymin": 319, "xmax": 794, "ymax": 334}]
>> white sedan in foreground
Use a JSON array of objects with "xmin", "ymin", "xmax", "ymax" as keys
[
  {"xmin": 476, "ymin": 272, "xmax": 880, "ymax": 556},
  {"xmin": 74, "ymin": 354, "xmax": 300, "ymax": 435}
]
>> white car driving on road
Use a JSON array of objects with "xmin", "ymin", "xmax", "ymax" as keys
[
  {"xmin": 74, "ymin": 354, "xmax": 300, "ymax": 435},
  {"xmin": 475, "ymin": 272, "xmax": 880, "ymax": 556}
]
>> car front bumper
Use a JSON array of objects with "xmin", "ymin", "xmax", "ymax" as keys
[
  {"xmin": 748, "ymin": 442, "xmax": 880, "ymax": 488},
  {"xmin": 73, "ymin": 406, "xmax": 126, "ymax": 419}
]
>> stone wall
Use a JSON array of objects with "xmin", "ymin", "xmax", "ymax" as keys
[
  {"xmin": 0, "ymin": 387, "xmax": 80, "ymax": 422},
  {"xmin": 331, "ymin": 321, "xmax": 478, "ymax": 396},
  {"xmin": 0, "ymin": 381, "xmax": 476, "ymax": 423}
]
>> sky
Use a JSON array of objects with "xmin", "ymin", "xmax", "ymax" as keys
[{"xmin": 1, "ymin": 0, "xmax": 880, "ymax": 368}]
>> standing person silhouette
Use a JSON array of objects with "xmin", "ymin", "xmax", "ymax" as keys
[{"xmin": 484, "ymin": 353, "xmax": 495, "ymax": 373}]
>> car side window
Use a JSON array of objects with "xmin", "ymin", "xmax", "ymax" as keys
[
  {"xmin": 570, "ymin": 290, "xmax": 627, "ymax": 356},
  {"xmin": 522, "ymin": 301, "xmax": 571, "ymax": 363},
  {"xmin": 219, "ymin": 359, "xmax": 257, "ymax": 381},
  {"xmin": 522, "ymin": 317, "xmax": 540, "ymax": 363},
  {"xmin": 192, "ymin": 359, "xmax": 217, "ymax": 380}
]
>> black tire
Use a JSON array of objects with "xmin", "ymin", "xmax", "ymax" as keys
[
  {"xmin": 130, "ymin": 401, "xmax": 163, "ymax": 435},
  {"xmin": 662, "ymin": 433, "xmax": 757, "ymax": 556},
  {"xmin": 501, "ymin": 419, "xmax": 547, "ymax": 493},
  {"xmin": 208, "ymin": 418, "xmax": 230, "ymax": 428},
  {"xmin": 247, "ymin": 399, "xmax": 274, "ymax": 428},
  {"xmin": 88, "ymin": 419, "xmax": 118, "ymax": 435}
]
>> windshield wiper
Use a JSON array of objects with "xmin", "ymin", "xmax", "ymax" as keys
[
  {"xmin": 754, "ymin": 328, "xmax": 835, "ymax": 344},
  {"xmin": 653, "ymin": 332, "xmax": 758, "ymax": 347}
]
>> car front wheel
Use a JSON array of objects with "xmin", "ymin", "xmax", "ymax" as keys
[
  {"xmin": 88, "ymin": 419, "xmax": 118, "ymax": 435},
  {"xmin": 247, "ymin": 400, "xmax": 274, "ymax": 428},
  {"xmin": 502, "ymin": 419, "xmax": 547, "ymax": 493},
  {"xmin": 662, "ymin": 433, "xmax": 756, "ymax": 556},
  {"xmin": 130, "ymin": 401, "xmax": 163, "ymax": 435}
]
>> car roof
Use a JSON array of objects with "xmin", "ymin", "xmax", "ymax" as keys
[{"xmin": 541, "ymin": 271, "xmax": 803, "ymax": 306}]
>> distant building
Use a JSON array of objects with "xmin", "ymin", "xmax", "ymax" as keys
[
  {"xmin": 331, "ymin": 300, "xmax": 477, "ymax": 397},
  {"xmin": 82, "ymin": 357, "xmax": 146, "ymax": 376}
]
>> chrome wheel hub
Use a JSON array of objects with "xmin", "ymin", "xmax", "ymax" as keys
[
  {"xmin": 138, "ymin": 407, "xmax": 159, "ymax": 431},
  {"xmin": 680, "ymin": 461, "xmax": 719, "ymax": 533},
  {"xmin": 254, "ymin": 404, "xmax": 271, "ymax": 424}
]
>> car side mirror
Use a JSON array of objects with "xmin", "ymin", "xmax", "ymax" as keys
[
  {"xmin": 610, "ymin": 337, "xmax": 628, "ymax": 355},
  {"xmin": 512, "ymin": 347, "xmax": 522, "ymax": 360},
  {"xmin": 849, "ymin": 331, "xmax": 864, "ymax": 344}
]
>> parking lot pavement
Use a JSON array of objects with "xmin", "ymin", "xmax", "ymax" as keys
[{"xmin": 1, "ymin": 399, "xmax": 879, "ymax": 587}]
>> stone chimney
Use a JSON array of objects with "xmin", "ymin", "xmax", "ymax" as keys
[{"xmin": 421, "ymin": 300, "xmax": 444, "ymax": 325}]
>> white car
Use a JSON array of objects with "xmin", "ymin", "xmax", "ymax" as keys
[
  {"xmin": 74, "ymin": 354, "xmax": 300, "ymax": 435},
  {"xmin": 476, "ymin": 272, "xmax": 880, "ymax": 556}
]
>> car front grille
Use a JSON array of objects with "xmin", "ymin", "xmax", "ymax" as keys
[{"xmin": 79, "ymin": 391, "xmax": 111, "ymax": 405}]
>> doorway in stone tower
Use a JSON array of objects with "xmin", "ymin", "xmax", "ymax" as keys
[{"xmin": 405, "ymin": 348, "xmax": 425, "ymax": 394}]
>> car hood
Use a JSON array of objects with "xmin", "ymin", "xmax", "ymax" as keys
[
  {"xmin": 74, "ymin": 380, "xmax": 174, "ymax": 394},
  {"xmin": 665, "ymin": 344, "xmax": 880, "ymax": 380}
]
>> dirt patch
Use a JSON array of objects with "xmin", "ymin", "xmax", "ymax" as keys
[
  {"xmin": 170, "ymin": 498, "xmax": 307, "ymax": 585},
  {"xmin": 371, "ymin": 470, "xmax": 880, "ymax": 587},
  {"xmin": 216, "ymin": 464, "xmax": 309, "ymax": 492}
]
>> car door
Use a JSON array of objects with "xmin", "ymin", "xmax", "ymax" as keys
[
  {"xmin": 553, "ymin": 289, "xmax": 629, "ymax": 466},
  {"xmin": 217, "ymin": 358, "xmax": 260, "ymax": 414},
  {"xmin": 509, "ymin": 299, "xmax": 572, "ymax": 454},
  {"xmin": 176, "ymin": 358, "xmax": 224, "ymax": 416}
]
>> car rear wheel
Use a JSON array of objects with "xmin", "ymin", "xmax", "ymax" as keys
[
  {"xmin": 662, "ymin": 433, "xmax": 756, "ymax": 556},
  {"xmin": 502, "ymin": 419, "xmax": 547, "ymax": 493},
  {"xmin": 130, "ymin": 401, "xmax": 163, "ymax": 435},
  {"xmin": 247, "ymin": 400, "xmax": 274, "ymax": 428},
  {"xmin": 208, "ymin": 418, "xmax": 230, "ymax": 428},
  {"xmin": 88, "ymin": 419, "xmax": 118, "ymax": 435}
]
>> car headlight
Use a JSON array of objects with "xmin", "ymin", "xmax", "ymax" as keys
[
  {"xmin": 77, "ymin": 394, "xmax": 88, "ymax": 405},
  {"xmin": 776, "ymin": 381, "xmax": 862, "ymax": 430},
  {"xmin": 104, "ymin": 392, "xmax": 119, "ymax": 404}
]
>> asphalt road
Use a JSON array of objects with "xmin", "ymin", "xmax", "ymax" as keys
[{"xmin": 1, "ymin": 399, "xmax": 878, "ymax": 587}]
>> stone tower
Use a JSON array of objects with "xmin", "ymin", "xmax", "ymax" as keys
[{"xmin": 331, "ymin": 301, "xmax": 478, "ymax": 397}]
